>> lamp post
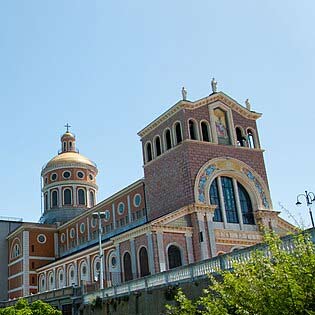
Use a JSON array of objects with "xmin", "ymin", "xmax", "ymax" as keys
[
  {"xmin": 92, "ymin": 211, "xmax": 106, "ymax": 290},
  {"xmin": 296, "ymin": 190, "xmax": 315, "ymax": 228}
]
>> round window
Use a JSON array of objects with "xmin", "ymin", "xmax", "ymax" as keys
[
  {"xmin": 70, "ymin": 228, "xmax": 75, "ymax": 239},
  {"xmin": 51, "ymin": 173, "xmax": 58, "ymax": 181},
  {"xmin": 61, "ymin": 233, "xmax": 66, "ymax": 243},
  {"xmin": 104, "ymin": 210, "xmax": 111, "ymax": 222},
  {"xmin": 63, "ymin": 171, "xmax": 71, "ymax": 179},
  {"xmin": 77, "ymin": 171, "xmax": 84, "ymax": 179},
  {"xmin": 80, "ymin": 223, "xmax": 85, "ymax": 234},
  {"xmin": 118, "ymin": 202, "xmax": 125, "ymax": 215},
  {"xmin": 111, "ymin": 256, "xmax": 117, "ymax": 267},
  {"xmin": 37, "ymin": 234, "xmax": 46, "ymax": 244},
  {"xmin": 133, "ymin": 194, "xmax": 142, "ymax": 207},
  {"xmin": 91, "ymin": 217, "xmax": 97, "ymax": 228},
  {"xmin": 89, "ymin": 174, "xmax": 94, "ymax": 181}
]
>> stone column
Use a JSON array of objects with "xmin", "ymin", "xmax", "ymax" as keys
[
  {"xmin": 156, "ymin": 232, "xmax": 166, "ymax": 272},
  {"xmin": 130, "ymin": 238, "xmax": 137, "ymax": 278},
  {"xmin": 72, "ymin": 185, "xmax": 77, "ymax": 206},
  {"xmin": 197, "ymin": 212, "xmax": 209, "ymax": 260},
  {"xmin": 127, "ymin": 195, "xmax": 132, "ymax": 223},
  {"xmin": 206, "ymin": 206, "xmax": 217, "ymax": 257},
  {"xmin": 185, "ymin": 233, "xmax": 194, "ymax": 264},
  {"xmin": 22, "ymin": 231, "xmax": 30, "ymax": 296},
  {"xmin": 146, "ymin": 233, "xmax": 155, "ymax": 274},
  {"xmin": 217, "ymin": 177, "xmax": 227, "ymax": 227}
]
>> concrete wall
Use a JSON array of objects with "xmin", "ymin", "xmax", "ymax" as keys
[
  {"xmin": 82, "ymin": 278, "xmax": 210, "ymax": 315},
  {"xmin": 0, "ymin": 220, "xmax": 22, "ymax": 301}
]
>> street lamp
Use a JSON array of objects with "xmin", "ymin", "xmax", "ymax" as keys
[
  {"xmin": 296, "ymin": 191, "xmax": 315, "ymax": 228},
  {"xmin": 92, "ymin": 211, "xmax": 106, "ymax": 290}
]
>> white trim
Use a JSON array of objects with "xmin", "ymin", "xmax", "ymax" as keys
[
  {"xmin": 163, "ymin": 127, "xmax": 173, "ymax": 151},
  {"xmin": 8, "ymin": 272, "xmax": 24, "ymax": 280},
  {"xmin": 153, "ymin": 134, "xmax": 163, "ymax": 157},
  {"xmin": 172, "ymin": 120, "xmax": 183, "ymax": 145},
  {"xmin": 187, "ymin": 118, "xmax": 200, "ymax": 141},
  {"xmin": 200, "ymin": 120, "xmax": 211, "ymax": 142},
  {"xmin": 8, "ymin": 287, "xmax": 24, "ymax": 293},
  {"xmin": 8, "ymin": 257, "xmax": 23, "ymax": 267},
  {"xmin": 144, "ymin": 141, "xmax": 153, "ymax": 163},
  {"xmin": 29, "ymin": 256, "xmax": 55, "ymax": 260}
]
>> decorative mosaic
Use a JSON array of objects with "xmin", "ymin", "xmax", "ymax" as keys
[
  {"xmin": 198, "ymin": 165, "xmax": 217, "ymax": 203},
  {"xmin": 242, "ymin": 168, "xmax": 269, "ymax": 208}
]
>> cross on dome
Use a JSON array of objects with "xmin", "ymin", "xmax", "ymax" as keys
[{"xmin": 64, "ymin": 123, "xmax": 71, "ymax": 133}]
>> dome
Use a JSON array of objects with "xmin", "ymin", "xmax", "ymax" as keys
[{"xmin": 44, "ymin": 151, "xmax": 96, "ymax": 169}]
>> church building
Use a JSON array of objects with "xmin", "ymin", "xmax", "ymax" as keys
[{"xmin": 6, "ymin": 84, "xmax": 295, "ymax": 300}]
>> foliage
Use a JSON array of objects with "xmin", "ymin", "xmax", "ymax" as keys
[
  {"xmin": 0, "ymin": 299, "xmax": 61, "ymax": 315},
  {"xmin": 166, "ymin": 232, "xmax": 315, "ymax": 315}
]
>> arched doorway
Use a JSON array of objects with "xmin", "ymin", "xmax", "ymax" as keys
[
  {"xmin": 123, "ymin": 252, "xmax": 133, "ymax": 282},
  {"xmin": 168, "ymin": 245, "xmax": 182, "ymax": 269},
  {"xmin": 139, "ymin": 247, "xmax": 150, "ymax": 277}
]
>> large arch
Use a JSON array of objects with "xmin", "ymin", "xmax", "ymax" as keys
[{"xmin": 194, "ymin": 157, "xmax": 272, "ymax": 211}]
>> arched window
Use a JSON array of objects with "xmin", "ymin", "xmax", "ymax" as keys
[
  {"xmin": 201, "ymin": 121, "xmax": 210, "ymax": 142},
  {"xmin": 51, "ymin": 190, "xmax": 58, "ymax": 208},
  {"xmin": 174, "ymin": 122, "xmax": 183, "ymax": 145},
  {"xmin": 209, "ymin": 176, "xmax": 254, "ymax": 225},
  {"xmin": 247, "ymin": 129, "xmax": 256, "ymax": 149},
  {"xmin": 238, "ymin": 183, "xmax": 255, "ymax": 224},
  {"xmin": 164, "ymin": 129, "xmax": 172, "ymax": 150},
  {"xmin": 78, "ymin": 189, "xmax": 86, "ymax": 205},
  {"xmin": 154, "ymin": 136, "xmax": 162, "ymax": 157},
  {"xmin": 64, "ymin": 189, "xmax": 72, "ymax": 205},
  {"xmin": 168, "ymin": 245, "xmax": 182, "ymax": 269},
  {"xmin": 236, "ymin": 127, "xmax": 246, "ymax": 147},
  {"xmin": 214, "ymin": 108, "xmax": 231, "ymax": 145},
  {"xmin": 80, "ymin": 262, "xmax": 88, "ymax": 282},
  {"xmin": 63, "ymin": 142, "xmax": 66, "ymax": 151},
  {"xmin": 123, "ymin": 252, "xmax": 133, "ymax": 282},
  {"xmin": 57, "ymin": 269, "xmax": 64, "ymax": 289},
  {"xmin": 68, "ymin": 265, "xmax": 75, "ymax": 286},
  {"xmin": 44, "ymin": 193, "xmax": 48, "ymax": 210},
  {"xmin": 188, "ymin": 119, "xmax": 198, "ymax": 140},
  {"xmin": 145, "ymin": 142, "xmax": 153, "ymax": 162},
  {"xmin": 139, "ymin": 247, "xmax": 150, "ymax": 277},
  {"xmin": 48, "ymin": 272, "xmax": 54, "ymax": 291},
  {"xmin": 93, "ymin": 257, "xmax": 101, "ymax": 282},
  {"xmin": 89, "ymin": 191, "xmax": 95, "ymax": 207},
  {"xmin": 209, "ymin": 179, "xmax": 223, "ymax": 222},
  {"xmin": 11, "ymin": 242, "xmax": 20, "ymax": 259},
  {"xmin": 39, "ymin": 274, "xmax": 46, "ymax": 292}
]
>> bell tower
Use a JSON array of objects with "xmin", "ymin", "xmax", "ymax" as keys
[{"xmin": 40, "ymin": 126, "xmax": 98, "ymax": 224}]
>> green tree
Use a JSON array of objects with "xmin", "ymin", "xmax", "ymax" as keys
[
  {"xmin": 0, "ymin": 299, "xmax": 61, "ymax": 315},
  {"xmin": 166, "ymin": 232, "xmax": 315, "ymax": 315}
]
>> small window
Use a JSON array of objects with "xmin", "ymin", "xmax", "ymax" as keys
[
  {"xmin": 91, "ymin": 217, "xmax": 97, "ymax": 228},
  {"xmin": 89, "ymin": 174, "xmax": 94, "ymax": 181},
  {"xmin": 188, "ymin": 119, "xmax": 198, "ymax": 140},
  {"xmin": 80, "ymin": 223, "xmax": 85, "ymax": 233},
  {"xmin": 201, "ymin": 121, "xmax": 210, "ymax": 142},
  {"xmin": 133, "ymin": 194, "xmax": 141, "ymax": 207},
  {"xmin": 154, "ymin": 136, "xmax": 162, "ymax": 157},
  {"xmin": 146, "ymin": 142, "xmax": 153, "ymax": 162},
  {"xmin": 64, "ymin": 189, "xmax": 72, "ymax": 205},
  {"xmin": 247, "ymin": 129, "xmax": 256, "ymax": 149},
  {"xmin": 164, "ymin": 129, "xmax": 172, "ymax": 150},
  {"xmin": 44, "ymin": 193, "xmax": 48, "ymax": 211},
  {"xmin": 37, "ymin": 234, "xmax": 46, "ymax": 244},
  {"xmin": 89, "ymin": 191, "xmax": 95, "ymax": 207},
  {"xmin": 77, "ymin": 171, "xmax": 84, "ymax": 179},
  {"xmin": 63, "ymin": 142, "xmax": 67, "ymax": 151},
  {"xmin": 174, "ymin": 122, "xmax": 183, "ymax": 144},
  {"xmin": 61, "ymin": 233, "xmax": 66, "ymax": 243},
  {"xmin": 236, "ymin": 127, "xmax": 246, "ymax": 147},
  {"xmin": 52, "ymin": 190, "xmax": 58, "ymax": 207},
  {"xmin": 70, "ymin": 228, "xmax": 75, "ymax": 239},
  {"xmin": 118, "ymin": 202, "xmax": 125, "ymax": 215},
  {"xmin": 63, "ymin": 171, "xmax": 71, "ymax": 179},
  {"xmin": 104, "ymin": 210, "xmax": 111, "ymax": 221},
  {"xmin": 50, "ymin": 173, "xmax": 58, "ymax": 181},
  {"xmin": 78, "ymin": 189, "xmax": 86, "ymax": 205}
]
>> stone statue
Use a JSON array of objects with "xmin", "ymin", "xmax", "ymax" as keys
[
  {"xmin": 181, "ymin": 87, "xmax": 187, "ymax": 100},
  {"xmin": 211, "ymin": 78, "xmax": 217, "ymax": 93},
  {"xmin": 245, "ymin": 98, "xmax": 251, "ymax": 110}
]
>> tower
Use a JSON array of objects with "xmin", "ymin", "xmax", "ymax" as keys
[{"xmin": 40, "ymin": 128, "xmax": 98, "ymax": 224}]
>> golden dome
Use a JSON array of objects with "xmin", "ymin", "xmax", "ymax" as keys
[{"xmin": 44, "ymin": 152, "xmax": 96, "ymax": 169}]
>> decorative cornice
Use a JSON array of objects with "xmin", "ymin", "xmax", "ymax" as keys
[
  {"xmin": 41, "ymin": 162, "xmax": 97, "ymax": 175},
  {"xmin": 137, "ymin": 92, "xmax": 262, "ymax": 138},
  {"xmin": 7, "ymin": 224, "xmax": 57, "ymax": 240},
  {"xmin": 42, "ymin": 181, "xmax": 98, "ymax": 192}
]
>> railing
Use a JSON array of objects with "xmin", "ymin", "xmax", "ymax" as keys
[{"xmin": 83, "ymin": 228, "xmax": 315, "ymax": 304}]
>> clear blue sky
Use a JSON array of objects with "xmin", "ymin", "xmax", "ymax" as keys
[{"xmin": 0, "ymin": 1, "xmax": 314, "ymax": 227}]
